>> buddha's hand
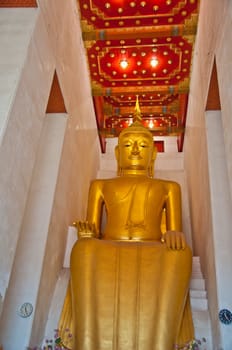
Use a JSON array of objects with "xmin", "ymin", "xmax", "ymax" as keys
[
  {"xmin": 76, "ymin": 221, "xmax": 97, "ymax": 239},
  {"xmin": 161, "ymin": 230, "xmax": 186, "ymax": 250}
]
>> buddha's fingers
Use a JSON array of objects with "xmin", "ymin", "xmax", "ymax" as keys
[{"xmin": 165, "ymin": 231, "xmax": 187, "ymax": 250}]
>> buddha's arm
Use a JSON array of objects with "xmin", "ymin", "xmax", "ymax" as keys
[
  {"xmin": 165, "ymin": 181, "xmax": 182, "ymax": 231},
  {"xmin": 75, "ymin": 180, "xmax": 104, "ymax": 239},
  {"xmin": 85, "ymin": 180, "xmax": 104, "ymax": 238},
  {"xmin": 163, "ymin": 182, "xmax": 186, "ymax": 250}
]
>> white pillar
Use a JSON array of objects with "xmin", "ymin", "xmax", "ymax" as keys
[
  {"xmin": 0, "ymin": 114, "xmax": 67, "ymax": 350},
  {"xmin": 206, "ymin": 110, "xmax": 232, "ymax": 349}
]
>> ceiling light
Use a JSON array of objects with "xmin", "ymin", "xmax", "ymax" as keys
[
  {"xmin": 120, "ymin": 59, "xmax": 129, "ymax": 69},
  {"xmin": 148, "ymin": 120, "xmax": 154, "ymax": 129},
  {"xmin": 150, "ymin": 57, "xmax": 159, "ymax": 67}
]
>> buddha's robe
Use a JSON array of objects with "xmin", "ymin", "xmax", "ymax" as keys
[
  {"xmin": 87, "ymin": 177, "xmax": 182, "ymax": 241},
  {"xmin": 60, "ymin": 178, "xmax": 194, "ymax": 349}
]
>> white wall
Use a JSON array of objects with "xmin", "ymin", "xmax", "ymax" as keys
[
  {"xmin": 0, "ymin": 8, "xmax": 38, "ymax": 139},
  {"xmin": 184, "ymin": 0, "xmax": 232, "ymax": 348},
  {"xmin": 0, "ymin": 114, "xmax": 67, "ymax": 349},
  {"xmin": 0, "ymin": 7, "xmax": 52, "ymax": 307},
  {"xmin": 216, "ymin": 2, "xmax": 232, "ymax": 203},
  {"xmin": 0, "ymin": 0, "xmax": 101, "ymax": 348},
  {"xmin": 206, "ymin": 111, "xmax": 232, "ymax": 348}
]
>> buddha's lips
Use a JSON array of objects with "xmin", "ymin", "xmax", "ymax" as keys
[{"xmin": 129, "ymin": 155, "xmax": 142, "ymax": 160}]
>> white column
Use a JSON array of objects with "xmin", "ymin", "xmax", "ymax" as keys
[
  {"xmin": 206, "ymin": 110, "xmax": 232, "ymax": 349},
  {"xmin": 0, "ymin": 114, "xmax": 67, "ymax": 350}
]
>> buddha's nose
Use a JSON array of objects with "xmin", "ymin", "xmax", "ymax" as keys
[{"xmin": 131, "ymin": 141, "xmax": 139, "ymax": 155}]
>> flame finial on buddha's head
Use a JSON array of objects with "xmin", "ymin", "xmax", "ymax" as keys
[
  {"xmin": 119, "ymin": 95, "xmax": 153, "ymax": 141},
  {"xmin": 133, "ymin": 95, "xmax": 143, "ymax": 123}
]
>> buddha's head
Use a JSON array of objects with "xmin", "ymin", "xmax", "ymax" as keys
[
  {"xmin": 115, "ymin": 96, "xmax": 157, "ymax": 177},
  {"xmin": 115, "ymin": 120, "xmax": 157, "ymax": 177}
]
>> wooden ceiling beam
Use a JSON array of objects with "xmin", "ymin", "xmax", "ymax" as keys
[
  {"xmin": 106, "ymin": 104, "xmax": 179, "ymax": 115},
  {"xmin": 92, "ymin": 85, "xmax": 189, "ymax": 96},
  {"xmin": 82, "ymin": 24, "xmax": 197, "ymax": 42}
]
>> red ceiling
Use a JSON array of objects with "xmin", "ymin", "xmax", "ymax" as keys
[
  {"xmin": 78, "ymin": 0, "xmax": 199, "ymax": 152},
  {"xmin": 0, "ymin": 0, "xmax": 199, "ymax": 152},
  {"xmin": 81, "ymin": 0, "xmax": 197, "ymax": 28}
]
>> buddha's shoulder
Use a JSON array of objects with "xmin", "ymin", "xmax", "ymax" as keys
[
  {"xmin": 90, "ymin": 176, "xmax": 147, "ymax": 188},
  {"xmin": 90, "ymin": 177, "xmax": 127, "ymax": 187},
  {"xmin": 89, "ymin": 177, "xmax": 119, "ymax": 188},
  {"xmin": 90, "ymin": 177, "xmax": 180, "ymax": 190},
  {"xmin": 154, "ymin": 178, "xmax": 181, "ymax": 191}
]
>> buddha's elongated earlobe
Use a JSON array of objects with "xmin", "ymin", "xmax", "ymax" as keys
[
  {"xmin": 148, "ymin": 164, "xmax": 153, "ymax": 178},
  {"xmin": 115, "ymin": 145, "xmax": 119, "ymax": 161},
  {"xmin": 148, "ymin": 145, "xmax": 157, "ymax": 177}
]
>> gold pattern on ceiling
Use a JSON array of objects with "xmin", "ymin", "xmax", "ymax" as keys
[
  {"xmin": 78, "ymin": 0, "xmax": 199, "ymax": 152},
  {"xmin": 1, "ymin": 0, "xmax": 199, "ymax": 152}
]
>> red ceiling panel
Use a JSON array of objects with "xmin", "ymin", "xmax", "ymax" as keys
[
  {"xmin": 80, "ymin": 0, "xmax": 198, "ymax": 28},
  {"xmin": 3, "ymin": 0, "xmax": 199, "ymax": 152},
  {"xmin": 78, "ymin": 0, "xmax": 199, "ymax": 151}
]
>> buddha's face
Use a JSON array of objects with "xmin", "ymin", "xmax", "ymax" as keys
[{"xmin": 117, "ymin": 131, "xmax": 155, "ymax": 173}]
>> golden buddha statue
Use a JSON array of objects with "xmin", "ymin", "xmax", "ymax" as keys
[{"xmin": 60, "ymin": 97, "xmax": 193, "ymax": 349}]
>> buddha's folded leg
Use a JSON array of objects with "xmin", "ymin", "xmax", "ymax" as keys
[
  {"xmin": 151, "ymin": 244, "xmax": 192, "ymax": 350},
  {"xmin": 71, "ymin": 239, "xmax": 122, "ymax": 350},
  {"xmin": 70, "ymin": 239, "xmax": 192, "ymax": 350}
]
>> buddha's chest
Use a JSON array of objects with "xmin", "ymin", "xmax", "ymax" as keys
[{"xmin": 103, "ymin": 179, "xmax": 166, "ymax": 214}]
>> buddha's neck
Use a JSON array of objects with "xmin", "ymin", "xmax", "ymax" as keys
[{"xmin": 120, "ymin": 169, "xmax": 150, "ymax": 177}]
